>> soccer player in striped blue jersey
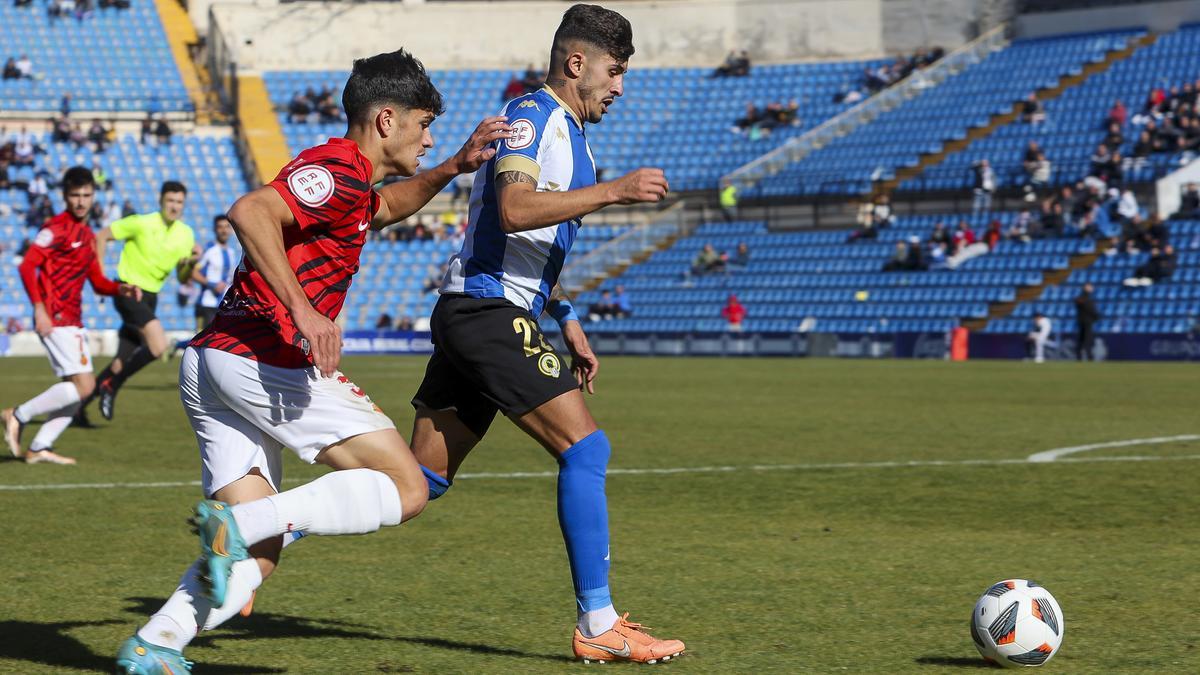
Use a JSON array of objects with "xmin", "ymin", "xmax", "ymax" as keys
[{"xmin": 409, "ymin": 4, "xmax": 683, "ymax": 664}]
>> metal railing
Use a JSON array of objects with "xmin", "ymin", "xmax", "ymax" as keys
[
  {"xmin": 559, "ymin": 202, "xmax": 688, "ymax": 295},
  {"xmin": 720, "ymin": 24, "xmax": 1011, "ymax": 192}
]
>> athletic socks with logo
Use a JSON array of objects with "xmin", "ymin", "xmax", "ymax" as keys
[
  {"xmin": 138, "ymin": 557, "xmax": 263, "ymax": 651},
  {"xmin": 231, "ymin": 468, "xmax": 404, "ymax": 545},
  {"xmin": 557, "ymin": 430, "xmax": 620, "ymax": 639}
]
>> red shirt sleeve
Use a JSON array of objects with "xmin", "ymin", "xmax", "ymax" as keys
[
  {"xmin": 87, "ymin": 255, "xmax": 120, "ymax": 296},
  {"xmin": 18, "ymin": 245, "xmax": 47, "ymax": 305}
]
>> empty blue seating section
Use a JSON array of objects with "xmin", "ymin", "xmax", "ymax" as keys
[
  {"xmin": 903, "ymin": 24, "xmax": 1200, "ymax": 192},
  {"xmin": 571, "ymin": 213, "xmax": 1097, "ymax": 334},
  {"xmin": 0, "ymin": 3, "xmax": 190, "ymax": 112},
  {"xmin": 263, "ymin": 59, "xmax": 885, "ymax": 193},
  {"xmin": 985, "ymin": 217, "xmax": 1200, "ymax": 334},
  {"xmin": 0, "ymin": 133, "xmax": 250, "ymax": 332},
  {"xmin": 748, "ymin": 30, "xmax": 1140, "ymax": 198}
]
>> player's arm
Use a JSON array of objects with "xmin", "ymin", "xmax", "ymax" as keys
[
  {"xmin": 86, "ymin": 254, "xmax": 140, "ymax": 300},
  {"xmin": 191, "ymin": 251, "xmax": 228, "ymax": 296},
  {"xmin": 373, "ymin": 116, "xmax": 511, "ymax": 228},
  {"xmin": 17, "ymin": 244, "xmax": 53, "ymax": 337},
  {"xmin": 496, "ymin": 167, "xmax": 669, "ymax": 234},
  {"xmin": 226, "ymin": 186, "xmax": 342, "ymax": 376},
  {"xmin": 94, "ymin": 213, "xmax": 136, "ymax": 257},
  {"xmin": 548, "ymin": 284, "xmax": 599, "ymax": 394}
]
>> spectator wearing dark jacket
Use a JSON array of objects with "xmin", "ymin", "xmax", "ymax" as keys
[
  {"xmin": 1125, "ymin": 245, "xmax": 1176, "ymax": 286},
  {"xmin": 1074, "ymin": 283, "xmax": 1101, "ymax": 361},
  {"xmin": 1179, "ymin": 182, "xmax": 1200, "ymax": 216}
]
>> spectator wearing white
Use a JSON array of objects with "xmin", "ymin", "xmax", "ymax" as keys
[
  {"xmin": 946, "ymin": 221, "xmax": 989, "ymax": 269},
  {"xmin": 14, "ymin": 54, "xmax": 33, "ymax": 79},
  {"xmin": 1020, "ymin": 93, "xmax": 1045, "ymax": 125},
  {"xmin": 972, "ymin": 159, "xmax": 995, "ymax": 214},
  {"xmin": 1116, "ymin": 189, "xmax": 1139, "ymax": 224},
  {"xmin": 1026, "ymin": 312, "xmax": 1052, "ymax": 363}
]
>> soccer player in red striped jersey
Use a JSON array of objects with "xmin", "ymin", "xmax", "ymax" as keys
[
  {"xmin": 2, "ymin": 167, "xmax": 141, "ymax": 464},
  {"xmin": 116, "ymin": 49, "xmax": 511, "ymax": 673}
]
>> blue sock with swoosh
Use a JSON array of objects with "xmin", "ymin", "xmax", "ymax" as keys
[{"xmin": 557, "ymin": 430, "xmax": 619, "ymax": 637}]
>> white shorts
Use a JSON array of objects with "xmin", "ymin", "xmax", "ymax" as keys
[
  {"xmin": 180, "ymin": 347, "xmax": 395, "ymax": 496},
  {"xmin": 41, "ymin": 326, "xmax": 92, "ymax": 378}
]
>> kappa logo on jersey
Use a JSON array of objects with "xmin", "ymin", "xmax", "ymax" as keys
[
  {"xmin": 517, "ymin": 100, "xmax": 540, "ymax": 111},
  {"xmin": 507, "ymin": 119, "xmax": 537, "ymax": 150},
  {"xmin": 34, "ymin": 228, "xmax": 54, "ymax": 248},
  {"xmin": 287, "ymin": 165, "xmax": 335, "ymax": 207}
]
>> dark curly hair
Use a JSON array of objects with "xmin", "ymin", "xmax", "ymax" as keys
[
  {"xmin": 342, "ymin": 48, "xmax": 445, "ymax": 124},
  {"xmin": 553, "ymin": 4, "xmax": 635, "ymax": 62}
]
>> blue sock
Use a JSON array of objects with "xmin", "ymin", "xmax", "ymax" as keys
[
  {"xmin": 420, "ymin": 464, "xmax": 451, "ymax": 500},
  {"xmin": 557, "ymin": 429, "xmax": 613, "ymax": 615}
]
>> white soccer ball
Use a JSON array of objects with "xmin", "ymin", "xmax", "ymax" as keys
[{"xmin": 970, "ymin": 579, "xmax": 1064, "ymax": 668}]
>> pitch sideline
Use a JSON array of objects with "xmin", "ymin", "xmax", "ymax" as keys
[{"xmin": 1, "ymin": 436, "xmax": 1198, "ymax": 492}]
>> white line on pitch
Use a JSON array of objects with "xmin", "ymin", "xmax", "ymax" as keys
[
  {"xmin": 3, "ymin": 453, "xmax": 1200, "ymax": 492},
  {"xmin": 1026, "ymin": 434, "xmax": 1200, "ymax": 463}
]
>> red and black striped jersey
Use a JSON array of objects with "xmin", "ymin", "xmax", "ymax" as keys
[
  {"xmin": 18, "ymin": 211, "xmax": 119, "ymax": 327},
  {"xmin": 191, "ymin": 137, "xmax": 379, "ymax": 368}
]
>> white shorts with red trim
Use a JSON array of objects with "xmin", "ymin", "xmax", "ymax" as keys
[
  {"xmin": 41, "ymin": 326, "xmax": 92, "ymax": 378},
  {"xmin": 179, "ymin": 347, "xmax": 395, "ymax": 496}
]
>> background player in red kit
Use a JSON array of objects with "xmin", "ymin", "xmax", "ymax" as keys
[
  {"xmin": 2, "ymin": 166, "xmax": 140, "ymax": 464},
  {"xmin": 116, "ymin": 49, "xmax": 511, "ymax": 672}
]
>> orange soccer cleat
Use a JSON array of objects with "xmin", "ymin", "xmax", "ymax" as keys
[{"xmin": 572, "ymin": 613, "xmax": 685, "ymax": 664}]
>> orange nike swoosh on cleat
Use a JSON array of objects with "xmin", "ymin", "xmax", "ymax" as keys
[{"xmin": 212, "ymin": 522, "xmax": 228, "ymax": 557}]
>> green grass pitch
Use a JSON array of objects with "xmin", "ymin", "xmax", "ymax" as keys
[{"xmin": 1, "ymin": 355, "xmax": 1197, "ymax": 672}]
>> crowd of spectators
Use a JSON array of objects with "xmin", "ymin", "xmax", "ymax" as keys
[
  {"xmin": 835, "ymin": 47, "xmax": 945, "ymax": 104},
  {"xmin": 1128, "ymin": 81, "xmax": 1200, "ymax": 157},
  {"xmin": 287, "ymin": 86, "xmax": 344, "ymax": 124},
  {"xmin": 2, "ymin": 54, "xmax": 33, "ymax": 81},
  {"xmin": 731, "ymin": 100, "xmax": 801, "ymax": 138},
  {"xmin": 847, "ymin": 195, "xmax": 893, "ymax": 242},
  {"xmin": 587, "ymin": 286, "xmax": 632, "ymax": 322}
]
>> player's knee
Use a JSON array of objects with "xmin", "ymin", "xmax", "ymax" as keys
[
  {"xmin": 559, "ymin": 429, "xmax": 611, "ymax": 475},
  {"xmin": 249, "ymin": 536, "xmax": 283, "ymax": 579},
  {"xmin": 388, "ymin": 468, "xmax": 429, "ymax": 521},
  {"xmin": 420, "ymin": 464, "xmax": 452, "ymax": 501},
  {"xmin": 73, "ymin": 379, "xmax": 95, "ymax": 400}
]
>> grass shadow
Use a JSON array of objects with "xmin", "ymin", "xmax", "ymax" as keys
[
  {"xmin": 393, "ymin": 635, "xmax": 576, "ymax": 663},
  {"xmin": 915, "ymin": 655, "xmax": 998, "ymax": 668},
  {"xmin": 0, "ymin": 619, "xmax": 120, "ymax": 672}
]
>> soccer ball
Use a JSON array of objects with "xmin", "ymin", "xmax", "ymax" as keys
[{"xmin": 970, "ymin": 579, "xmax": 1064, "ymax": 668}]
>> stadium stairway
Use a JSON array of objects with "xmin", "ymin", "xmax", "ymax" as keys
[
  {"xmin": 236, "ymin": 75, "xmax": 293, "ymax": 184},
  {"xmin": 961, "ymin": 237, "xmax": 1112, "ymax": 330},
  {"xmin": 872, "ymin": 31, "xmax": 1158, "ymax": 199},
  {"xmin": 151, "ymin": 0, "xmax": 215, "ymax": 123}
]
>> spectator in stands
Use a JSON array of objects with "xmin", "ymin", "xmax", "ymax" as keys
[
  {"xmin": 138, "ymin": 116, "xmax": 153, "ymax": 145},
  {"xmin": 691, "ymin": 243, "xmax": 725, "ymax": 276},
  {"xmin": 1089, "ymin": 143, "xmax": 1113, "ymax": 181},
  {"xmin": 395, "ymin": 314, "xmax": 415, "ymax": 331},
  {"xmin": 882, "ymin": 241, "xmax": 909, "ymax": 272},
  {"xmin": 1074, "ymin": 283, "xmax": 1100, "ymax": 361},
  {"xmin": 421, "ymin": 264, "xmax": 442, "ymax": 294},
  {"xmin": 1125, "ymin": 244, "xmax": 1176, "ymax": 286},
  {"xmin": 1005, "ymin": 210, "xmax": 1034, "ymax": 243},
  {"xmin": 48, "ymin": 0, "xmax": 64, "ymax": 21},
  {"xmin": 779, "ymin": 100, "xmax": 801, "ymax": 127},
  {"xmin": 971, "ymin": 159, "xmax": 995, "ymax": 214},
  {"xmin": 1107, "ymin": 99, "xmax": 1127, "ymax": 127},
  {"xmin": 713, "ymin": 50, "xmax": 751, "ymax": 78},
  {"xmin": 1115, "ymin": 189, "xmax": 1138, "ymax": 224},
  {"xmin": 1026, "ymin": 312, "xmax": 1052, "ymax": 364},
  {"xmin": 727, "ymin": 241, "xmax": 751, "ymax": 270},
  {"xmin": 12, "ymin": 130, "xmax": 35, "ymax": 167},
  {"xmin": 317, "ymin": 90, "xmax": 342, "ymax": 123},
  {"xmin": 613, "ymin": 285, "xmax": 632, "ymax": 318},
  {"xmin": 154, "ymin": 117, "xmax": 173, "ymax": 146},
  {"xmin": 983, "ymin": 219, "xmax": 1002, "ymax": 250},
  {"xmin": 120, "ymin": 199, "xmax": 136, "ymax": 218},
  {"xmin": 14, "ymin": 0, "xmax": 33, "ymax": 8},
  {"xmin": 0, "ymin": 160, "xmax": 9, "ymax": 190},
  {"xmin": 719, "ymin": 180, "xmax": 738, "ymax": 221},
  {"xmin": 1178, "ymin": 182, "xmax": 1200, "ymax": 216},
  {"xmin": 68, "ymin": 121, "xmax": 86, "ymax": 150},
  {"xmin": 25, "ymin": 194, "xmax": 52, "ymax": 230},
  {"xmin": 287, "ymin": 91, "xmax": 313, "ymax": 123},
  {"xmin": 1131, "ymin": 129, "xmax": 1154, "ymax": 165},
  {"xmin": 87, "ymin": 118, "xmax": 108, "ymax": 152},
  {"xmin": 2, "ymin": 58, "xmax": 20, "ymax": 80},
  {"xmin": 14, "ymin": 54, "xmax": 32, "ymax": 79},
  {"xmin": 502, "ymin": 75, "xmax": 526, "ymax": 102},
  {"xmin": 375, "ymin": 313, "xmax": 393, "ymax": 330},
  {"xmin": 92, "ymin": 164, "xmax": 111, "ymax": 191},
  {"xmin": 721, "ymin": 294, "xmax": 747, "ymax": 331},
  {"xmin": 102, "ymin": 198, "xmax": 121, "ymax": 228},
  {"xmin": 732, "ymin": 103, "xmax": 763, "ymax": 135},
  {"xmin": 1020, "ymin": 93, "xmax": 1045, "ymax": 125},
  {"xmin": 1021, "ymin": 144, "xmax": 1050, "ymax": 198},
  {"xmin": 520, "ymin": 64, "xmax": 544, "ymax": 93},
  {"xmin": 947, "ymin": 220, "xmax": 989, "ymax": 269},
  {"xmin": 1103, "ymin": 121, "xmax": 1124, "ymax": 152},
  {"xmin": 587, "ymin": 291, "xmax": 617, "ymax": 322},
  {"xmin": 929, "ymin": 221, "xmax": 951, "ymax": 248}
]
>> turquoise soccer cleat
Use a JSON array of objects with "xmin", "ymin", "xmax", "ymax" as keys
[
  {"xmin": 190, "ymin": 499, "xmax": 250, "ymax": 606},
  {"xmin": 115, "ymin": 635, "xmax": 193, "ymax": 674}
]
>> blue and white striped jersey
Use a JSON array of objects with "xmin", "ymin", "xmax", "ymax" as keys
[
  {"xmin": 197, "ymin": 242, "xmax": 236, "ymax": 308},
  {"xmin": 441, "ymin": 87, "xmax": 597, "ymax": 317}
]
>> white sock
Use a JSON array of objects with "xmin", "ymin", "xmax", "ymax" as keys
[
  {"xmin": 579, "ymin": 604, "xmax": 620, "ymax": 638},
  {"xmin": 29, "ymin": 404, "xmax": 79, "ymax": 451},
  {"xmin": 138, "ymin": 558, "xmax": 264, "ymax": 651},
  {"xmin": 231, "ymin": 468, "xmax": 403, "ymax": 546},
  {"xmin": 15, "ymin": 382, "xmax": 80, "ymax": 423}
]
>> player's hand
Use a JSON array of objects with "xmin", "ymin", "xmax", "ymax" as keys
[
  {"xmin": 451, "ymin": 116, "xmax": 512, "ymax": 174},
  {"xmin": 117, "ymin": 283, "xmax": 142, "ymax": 301},
  {"xmin": 562, "ymin": 320, "xmax": 599, "ymax": 394},
  {"xmin": 293, "ymin": 307, "xmax": 342, "ymax": 377},
  {"xmin": 608, "ymin": 168, "xmax": 669, "ymax": 205},
  {"xmin": 33, "ymin": 306, "xmax": 53, "ymax": 338},
  {"xmin": 214, "ymin": 282, "xmax": 229, "ymax": 295}
]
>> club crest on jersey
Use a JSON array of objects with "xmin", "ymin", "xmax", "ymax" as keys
[
  {"xmin": 538, "ymin": 352, "xmax": 561, "ymax": 378},
  {"xmin": 34, "ymin": 228, "xmax": 54, "ymax": 248},
  {"xmin": 288, "ymin": 165, "xmax": 335, "ymax": 207},
  {"xmin": 507, "ymin": 119, "xmax": 537, "ymax": 150}
]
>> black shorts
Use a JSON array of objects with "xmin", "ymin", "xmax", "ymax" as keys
[
  {"xmin": 412, "ymin": 294, "xmax": 577, "ymax": 437},
  {"xmin": 113, "ymin": 284, "xmax": 158, "ymax": 329},
  {"xmin": 194, "ymin": 305, "xmax": 218, "ymax": 327}
]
